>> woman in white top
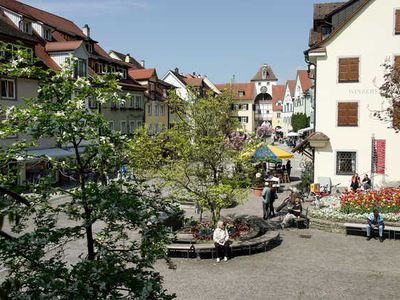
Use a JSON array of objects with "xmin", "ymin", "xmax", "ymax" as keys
[{"xmin": 213, "ymin": 220, "xmax": 229, "ymax": 262}]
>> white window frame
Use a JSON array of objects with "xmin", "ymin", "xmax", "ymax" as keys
[
  {"xmin": 121, "ymin": 69, "xmax": 127, "ymax": 79},
  {"xmin": 109, "ymin": 65, "xmax": 115, "ymax": 73},
  {"xmin": 75, "ymin": 59, "xmax": 87, "ymax": 78},
  {"xmin": 154, "ymin": 102, "xmax": 159, "ymax": 116},
  {"xmin": 120, "ymin": 120, "xmax": 127, "ymax": 134},
  {"xmin": 129, "ymin": 121, "xmax": 136, "ymax": 133},
  {"xmin": 160, "ymin": 104, "xmax": 165, "ymax": 116},
  {"xmin": 43, "ymin": 28, "xmax": 52, "ymax": 41},
  {"xmin": 95, "ymin": 63, "xmax": 104, "ymax": 74},
  {"xmin": 147, "ymin": 102, "xmax": 152, "ymax": 115},
  {"xmin": 19, "ymin": 20, "xmax": 32, "ymax": 34},
  {"xmin": 1, "ymin": 79, "xmax": 16, "ymax": 100}
]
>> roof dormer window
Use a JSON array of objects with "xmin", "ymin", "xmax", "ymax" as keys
[
  {"xmin": 95, "ymin": 62, "xmax": 104, "ymax": 74},
  {"xmin": 43, "ymin": 28, "xmax": 52, "ymax": 41},
  {"xmin": 19, "ymin": 20, "xmax": 32, "ymax": 34},
  {"xmin": 121, "ymin": 69, "xmax": 127, "ymax": 79},
  {"xmin": 86, "ymin": 44, "xmax": 93, "ymax": 53},
  {"xmin": 238, "ymin": 91, "xmax": 245, "ymax": 97}
]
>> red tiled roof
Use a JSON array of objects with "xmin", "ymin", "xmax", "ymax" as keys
[
  {"xmin": 272, "ymin": 84, "xmax": 285, "ymax": 111},
  {"xmin": 0, "ymin": 0, "xmax": 87, "ymax": 38},
  {"xmin": 297, "ymin": 70, "xmax": 313, "ymax": 93},
  {"xmin": 34, "ymin": 44, "xmax": 61, "ymax": 71},
  {"xmin": 286, "ymin": 80, "xmax": 296, "ymax": 97},
  {"xmin": 129, "ymin": 68, "xmax": 157, "ymax": 81},
  {"xmin": 215, "ymin": 83, "xmax": 254, "ymax": 101},
  {"xmin": 45, "ymin": 40, "xmax": 83, "ymax": 52},
  {"xmin": 251, "ymin": 64, "xmax": 278, "ymax": 81},
  {"xmin": 184, "ymin": 76, "xmax": 203, "ymax": 87},
  {"xmin": 93, "ymin": 43, "xmax": 111, "ymax": 59}
]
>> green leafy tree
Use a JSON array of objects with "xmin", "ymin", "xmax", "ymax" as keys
[
  {"xmin": 291, "ymin": 112, "xmax": 308, "ymax": 132},
  {"xmin": 129, "ymin": 90, "xmax": 247, "ymax": 224},
  {"xmin": 0, "ymin": 44, "xmax": 175, "ymax": 299}
]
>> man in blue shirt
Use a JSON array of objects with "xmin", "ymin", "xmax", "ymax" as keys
[{"xmin": 366, "ymin": 209, "xmax": 384, "ymax": 242}]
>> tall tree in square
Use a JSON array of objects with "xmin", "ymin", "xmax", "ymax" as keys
[
  {"xmin": 379, "ymin": 58, "xmax": 400, "ymax": 132},
  {"xmin": 0, "ymin": 44, "xmax": 175, "ymax": 299},
  {"xmin": 129, "ymin": 89, "xmax": 247, "ymax": 225}
]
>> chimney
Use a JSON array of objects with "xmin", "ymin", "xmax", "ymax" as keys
[
  {"xmin": 125, "ymin": 53, "xmax": 130, "ymax": 63},
  {"xmin": 175, "ymin": 67, "xmax": 179, "ymax": 74},
  {"xmin": 82, "ymin": 24, "xmax": 90, "ymax": 38},
  {"xmin": 140, "ymin": 60, "xmax": 145, "ymax": 68}
]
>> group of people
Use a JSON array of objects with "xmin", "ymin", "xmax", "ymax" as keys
[{"xmin": 350, "ymin": 173, "xmax": 372, "ymax": 192}]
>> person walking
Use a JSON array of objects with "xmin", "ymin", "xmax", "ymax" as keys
[
  {"xmin": 213, "ymin": 221, "xmax": 229, "ymax": 262},
  {"xmin": 286, "ymin": 160, "xmax": 292, "ymax": 179},
  {"xmin": 261, "ymin": 181, "xmax": 271, "ymax": 220},
  {"xmin": 269, "ymin": 185, "xmax": 278, "ymax": 218}
]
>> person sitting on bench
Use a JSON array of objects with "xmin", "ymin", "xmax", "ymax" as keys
[
  {"xmin": 366, "ymin": 209, "xmax": 384, "ymax": 242},
  {"xmin": 213, "ymin": 220, "xmax": 229, "ymax": 262},
  {"xmin": 280, "ymin": 198, "xmax": 302, "ymax": 229}
]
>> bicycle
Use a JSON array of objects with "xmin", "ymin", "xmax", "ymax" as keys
[{"xmin": 311, "ymin": 183, "xmax": 341, "ymax": 209}]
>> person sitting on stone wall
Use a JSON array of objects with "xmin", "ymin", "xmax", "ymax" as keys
[
  {"xmin": 280, "ymin": 197, "xmax": 302, "ymax": 229},
  {"xmin": 366, "ymin": 209, "xmax": 384, "ymax": 242},
  {"xmin": 213, "ymin": 220, "xmax": 230, "ymax": 262}
]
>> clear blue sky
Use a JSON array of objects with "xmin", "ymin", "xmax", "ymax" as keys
[{"xmin": 22, "ymin": 0, "xmax": 337, "ymax": 84}]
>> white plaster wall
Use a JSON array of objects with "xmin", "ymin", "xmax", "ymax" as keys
[
  {"xmin": 282, "ymin": 85, "xmax": 293, "ymax": 133},
  {"xmin": 314, "ymin": 0, "xmax": 400, "ymax": 187},
  {"xmin": 162, "ymin": 72, "xmax": 188, "ymax": 101}
]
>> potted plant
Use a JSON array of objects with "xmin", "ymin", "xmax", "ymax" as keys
[{"xmin": 251, "ymin": 172, "xmax": 265, "ymax": 197}]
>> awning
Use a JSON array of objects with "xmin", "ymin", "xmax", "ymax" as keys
[
  {"xmin": 17, "ymin": 147, "xmax": 78, "ymax": 161},
  {"xmin": 298, "ymin": 126, "xmax": 314, "ymax": 134},
  {"xmin": 287, "ymin": 132, "xmax": 299, "ymax": 137}
]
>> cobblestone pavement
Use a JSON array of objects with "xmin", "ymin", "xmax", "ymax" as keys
[
  {"xmin": 157, "ymin": 228, "xmax": 400, "ymax": 300},
  {"xmin": 157, "ymin": 147, "xmax": 400, "ymax": 300}
]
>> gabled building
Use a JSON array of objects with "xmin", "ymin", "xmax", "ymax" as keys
[
  {"xmin": 251, "ymin": 64, "xmax": 278, "ymax": 128},
  {"xmin": 215, "ymin": 82, "xmax": 255, "ymax": 133},
  {"xmin": 293, "ymin": 70, "xmax": 314, "ymax": 130},
  {"xmin": 271, "ymin": 84, "xmax": 285, "ymax": 131},
  {"xmin": 0, "ymin": 0, "xmax": 146, "ymax": 184},
  {"xmin": 305, "ymin": 0, "xmax": 400, "ymax": 187},
  {"xmin": 128, "ymin": 68, "xmax": 173, "ymax": 134},
  {"xmin": 282, "ymin": 80, "xmax": 296, "ymax": 134}
]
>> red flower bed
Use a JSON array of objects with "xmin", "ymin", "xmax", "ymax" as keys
[
  {"xmin": 182, "ymin": 220, "xmax": 250, "ymax": 241},
  {"xmin": 340, "ymin": 188, "xmax": 400, "ymax": 214}
]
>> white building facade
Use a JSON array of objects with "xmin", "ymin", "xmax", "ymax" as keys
[
  {"xmin": 307, "ymin": 0, "xmax": 400, "ymax": 187},
  {"xmin": 282, "ymin": 80, "xmax": 295, "ymax": 134}
]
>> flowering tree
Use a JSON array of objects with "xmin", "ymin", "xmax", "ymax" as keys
[
  {"xmin": 256, "ymin": 124, "xmax": 273, "ymax": 139},
  {"xmin": 0, "ymin": 45, "xmax": 175, "ymax": 299},
  {"xmin": 378, "ymin": 61, "xmax": 400, "ymax": 132},
  {"xmin": 129, "ymin": 90, "xmax": 247, "ymax": 225}
]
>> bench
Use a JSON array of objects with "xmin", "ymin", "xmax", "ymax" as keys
[
  {"xmin": 344, "ymin": 223, "xmax": 400, "ymax": 239},
  {"xmin": 166, "ymin": 243, "xmax": 196, "ymax": 258},
  {"xmin": 194, "ymin": 231, "xmax": 280, "ymax": 259}
]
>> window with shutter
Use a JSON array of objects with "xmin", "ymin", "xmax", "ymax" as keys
[
  {"xmin": 394, "ymin": 56, "xmax": 400, "ymax": 71},
  {"xmin": 337, "ymin": 102, "xmax": 358, "ymax": 126},
  {"xmin": 395, "ymin": 10, "xmax": 400, "ymax": 34},
  {"xmin": 393, "ymin": 101, "xmax": 400, "ymax": 129},
  {"xmin": 338, "ymin": 58, "xmax": 359, "ymax": 82}
]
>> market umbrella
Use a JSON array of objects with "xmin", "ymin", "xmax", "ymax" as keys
[{"xmin": 253, "ymin": 145, "xmax": 294, "ymax": 162}]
